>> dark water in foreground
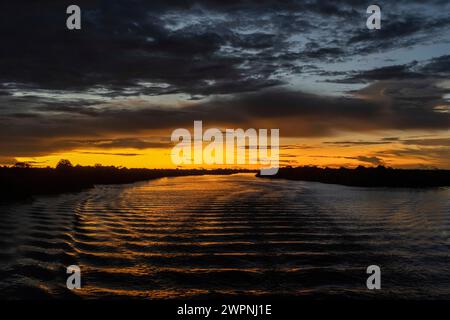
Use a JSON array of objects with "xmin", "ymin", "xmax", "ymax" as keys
[{"xmin": 0, "ymin": 174, "xmax": 449, "ymax": 299}]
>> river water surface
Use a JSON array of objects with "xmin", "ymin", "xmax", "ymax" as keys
[{"xmin": 0, "ymin": 174, "xmax": 449, "ymax": 299}]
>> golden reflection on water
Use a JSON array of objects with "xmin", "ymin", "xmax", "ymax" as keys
[{"xmin": 0, "ymin": 174, "xmax": 449, "ymax": 299}]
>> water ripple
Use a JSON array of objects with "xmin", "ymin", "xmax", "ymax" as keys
[{"xmin": 0, "ymin": 174, "xmax": 449, "ymax": 299}]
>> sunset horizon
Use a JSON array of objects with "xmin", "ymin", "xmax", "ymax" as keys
[
  {"xmin": 1, "ymin": 0, "xmax": 450, "ymax": 311},
  {"xmin": 1, "ymin": 2, "xmax": 449, "ymax": 171},
  {"xmin": 9, "ymin": 126, "xmax": 450, "ymax": 170}
]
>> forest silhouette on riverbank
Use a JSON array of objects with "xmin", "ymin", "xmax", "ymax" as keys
[
  {"xmin": 258, "ymin": 166, "xmax": 450, "ymax": 188},
  {"xmin": 3, "ymin": 160, "xmax": 450, "ymax": 202},
  {"xmin": 0, "ymin": 160, "xmax": 249, "ymax": 202}
]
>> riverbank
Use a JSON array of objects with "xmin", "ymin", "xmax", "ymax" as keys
[
  {"xmin": 0, "ymin": 166, "xmax": 250, "ymax": 202},
  {"xmin": 257, "ymin": 166, "xmax": 450, "ymax": 188}
]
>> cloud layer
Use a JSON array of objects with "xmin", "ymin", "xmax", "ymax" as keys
[{"xmin": 0, "ymin": 1, "xmax": 449, "ymax": 167}]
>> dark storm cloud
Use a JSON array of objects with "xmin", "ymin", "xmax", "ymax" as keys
[
  {"xmin": 400, "ymin": 138, "xmax": 450, "ymax": 147},
  {"xmin": 375, "ymin": 147, "xmax": 450, "ymax": 163},
  {"xmin": 1, "ymin": 1, "xmax": 449, "ymax": 160},
  {"xmin": 78, "ymin": 151, "xmax": 142, "ymax": 156},
  {"xmin": 352, "ymin": 156, "xmax": 384, "ymax": 166},
  {"xmin": 317, "ymin": 56, "xmax": 450, "ymax": 134},
  {"xmin": 324, "ymin": 140, "xmax": 391, "ymax": 147},
  {"xmin": 323, "ymin": 136, "xmax": 450, "ymax": 148},
  {"xmin": 1, "ymin": 1, "xmax": 449, "ymax": 96},
  {"xmin": 1, "ymin": 0, "xmax": 291, "ymax": 96},
  {"xmin": 348, "ymin": 14, "xmax": 450, "ymax": 46},
  {"xmin": 330, "ymin": 56, "xmax": 450, "ymax": 83},
  {"xmin": 329, "ymin": 63, "xmax": 421, "ymax": 83},
  {"xmin": 306, "ymin": 154, "xmax": 385, "ymax": 166},
  {"xmin": 420, "ymin": 55, "xmax": 450, "ymax": 76},
  {"xmin": 81, "ymin": 138, "xmax": 169, "ymax": 150},
  {"xmin": 1, "ymin": 82, "xmax": 449, "ymax": 156}
]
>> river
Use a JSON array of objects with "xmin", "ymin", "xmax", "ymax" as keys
[{"xmin": 0, "ymin": 174, "xmax": 449, "ymax": 299}]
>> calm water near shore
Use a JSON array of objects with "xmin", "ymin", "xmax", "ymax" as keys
[{"xmin": 0, "ymin": 173, "xmax": 449, "ymax": 299}]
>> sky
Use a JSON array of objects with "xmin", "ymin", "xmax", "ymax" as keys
[{"xmin": 0, "ymin": 0, "xmax": 449, "ymax": 169}]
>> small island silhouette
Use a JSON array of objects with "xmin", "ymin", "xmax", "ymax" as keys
[{"xmin": 257, "ymin": 166, "xmax": 450, "ymax": 188}]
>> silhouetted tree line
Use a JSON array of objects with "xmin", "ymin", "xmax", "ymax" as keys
[
  {"xmin": 0, "ymin": 160, "xmax": 248, "ymax": 202},
  {"xmin": 257, "ymin": 165, "xmax": 450, "ymax": 188}
]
